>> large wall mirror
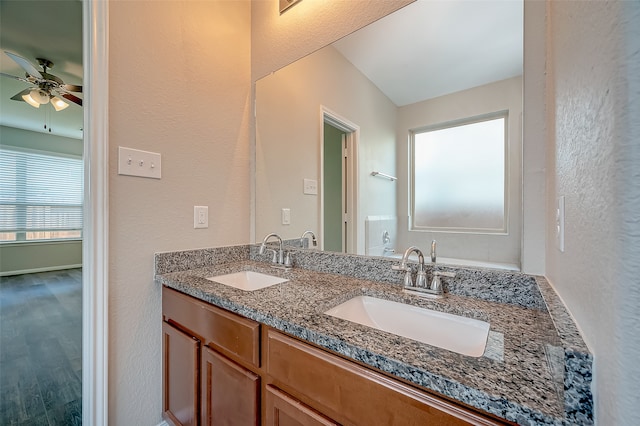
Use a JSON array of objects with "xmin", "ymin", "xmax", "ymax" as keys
[{"xmin": 255, "ymin": 0, "xmax": 524, "ymax": 270}]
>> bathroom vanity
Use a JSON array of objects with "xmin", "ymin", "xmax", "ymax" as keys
[
  {"xmin": 163, "ymin": 286, "xmax": 507, "ymax": 425},
  {"xmin": 156, "ymin": 245, "xmax": 593, "ymax": 426}
]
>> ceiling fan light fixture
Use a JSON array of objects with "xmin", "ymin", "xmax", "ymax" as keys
[
  {"xmin": 21, "ymin": 92, "xmax": 41, "ymax": 108},
  {"xmin": 51, "ymin": 96, "xmax": 69, "ymax": 111},
  {"xmin": 30, "ymin": 88, "xmax": 50, "ymax": 105}
]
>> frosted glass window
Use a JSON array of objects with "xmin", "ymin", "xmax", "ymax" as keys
[
  {"xmin": 411, "ymin": 115, "xmax": 506, "ymax": 232},
  {"xmin": 0, "ymin": 147, "xmax": 83, "ymax": 242}
]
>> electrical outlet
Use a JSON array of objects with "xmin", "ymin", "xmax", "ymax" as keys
[
  {"xmin": 556, "ymin": 196, "xmax": 565, "ymax": 252},
  {"xmin": 194, "ymin": 206, "xmax": 208, "ymax": 229},
  {"xmin": 281, "ymin": 208, "xmax": 291, "ymax": 225}
]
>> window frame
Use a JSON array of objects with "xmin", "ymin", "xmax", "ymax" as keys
[
  {"xmin": 409, "ymin": 110, "xmax": 510, "ymax": 235},
  {"xmin": 0, "ymin": 145, "xmax": 84, "ymax": 244}
]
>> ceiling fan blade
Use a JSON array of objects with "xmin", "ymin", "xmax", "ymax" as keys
[
  {"xmin": 0, "ymin": 72, "xmax": 31, "ymax": 84},
  {"xmin": 61, "ymin": 92, "xmax": 83, "ymax": 106},
  {"xmin": 62, "ymin": 84, "xmax": 82, "ymax": 93},
  {"xmin": 10, "ymin": 88, "xmax": 32, "ymax": 101},
  {"xmin": 5, "ymin": 51, "xmax": 43, "ymax": 79}
]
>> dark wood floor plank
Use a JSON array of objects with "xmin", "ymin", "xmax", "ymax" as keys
[{"xmin": 0, "ymin": 268, "xmax": 82, "ymax": 426}]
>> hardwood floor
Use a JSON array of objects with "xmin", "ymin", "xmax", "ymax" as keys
[{"xmin": 0, "ymin": 269, "xmax": 82, "ymax": 426}]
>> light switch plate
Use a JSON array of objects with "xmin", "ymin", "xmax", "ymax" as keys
[
  {"xmin": 303, "ymin": 179, "xmax": 318, "ymax": 195},
  {"xmin": 281, "ymin": 208, "xmax": 291, "ymax": 225},
  {"xmin": 118, "ymin": 146, "xmax": 161, "ymax": 179},
  {"xmin": 194, "ymin": 206, "xmax": 208, "ymax": 229}
]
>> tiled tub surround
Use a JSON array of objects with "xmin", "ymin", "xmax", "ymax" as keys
[{"xmin": 154, "ymin": 245, "xmax": 593, "ymax": 425}]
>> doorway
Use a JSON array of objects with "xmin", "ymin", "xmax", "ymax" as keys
[
  {"xmin": 0, "ymin": 1, "xmax": 86, "ymax": 424},
  {"xmin": 323, "ymin": 122, "xmax": 346, "ymax": 252},
  {"xmin": 320, "ymin": 107, "xmax": 359, "ymax": 254}
]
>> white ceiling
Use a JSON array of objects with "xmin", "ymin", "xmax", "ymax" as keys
[
  {"xmin": 0, "ymin": 0, "xmax": 83, "ymax": 140},
  {"xmin": 333, "ymin": 0, "xmax": 523, "ymax": 107}
]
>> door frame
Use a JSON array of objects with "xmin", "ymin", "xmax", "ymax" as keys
[
  {"xmin": 82, "ymin": 1, "xmax": 109, "ymax": 425},
  {"xmin": 319, "ymin": 106, "xmax": 359, "ymax": 254}
]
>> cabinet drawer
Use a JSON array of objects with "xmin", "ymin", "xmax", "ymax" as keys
[
  {"xmin": 265, "ymin": 329, "xmax": 506, "ymax": 426},
  {"xmin": 163, "ymin": 287, "xmax": 260, "ymax": 367}
]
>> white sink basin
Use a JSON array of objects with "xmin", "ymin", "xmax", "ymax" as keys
[
  {"xmin": 325, "ymin": 296, "xmax": 489, "ymax": 357},
  {"xmin": 206, "ymin": 271, "xmax": 288, "ymax": 291}
]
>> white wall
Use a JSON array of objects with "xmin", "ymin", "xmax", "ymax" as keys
[
  {"xmin": 108, "ymin": 1, "xmax": 251, "ymax": 424},
  {"xmin": 396, "ymin": 77, "xmax": 523, "ymax": 266},
  {"xmin": 545, "ymin": 1, "xmax": 640, "ymax": 424},
  {"xmin": 255, "ymin": 46, "xmax": 397, "ymax": 253}
]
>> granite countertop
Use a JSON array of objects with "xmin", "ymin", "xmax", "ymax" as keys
[{"xmin": 155, "ymin": 246, "xmax": 592, "ymax": 426}]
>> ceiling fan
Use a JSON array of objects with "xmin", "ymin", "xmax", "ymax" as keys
[{"xmin": 1, "ymin": 51, "xmax": 82, "ymax": 111}]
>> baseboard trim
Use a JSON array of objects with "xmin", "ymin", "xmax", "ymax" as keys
[{"xmin": 0, "ymin": 264, "xmax": 83, "ymax": 277}]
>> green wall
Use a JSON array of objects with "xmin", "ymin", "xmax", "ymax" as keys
[
  {"xmin": 323, "ymin": 123, "xmax": 345, "ymax": 252},
  {"xmin": 0, "ymin": 125, "xmax": 83, "ymax": 156},
  {"xmin": 0, "ymin": 240, "xmax": 83, "ymax": 276}
]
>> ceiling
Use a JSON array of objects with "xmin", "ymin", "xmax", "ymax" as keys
[
  {"xmin": 333, "ymin": 0, "xmax": 523, "ymax": 106},
  {"xmin": 0, "ymin": 0, "xmax": 83, "ymax": 140}
]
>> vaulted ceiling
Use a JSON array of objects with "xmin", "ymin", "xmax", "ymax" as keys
[{"xmin": 333, "ymin": 0, "xmax": 523, "ymax": 106}]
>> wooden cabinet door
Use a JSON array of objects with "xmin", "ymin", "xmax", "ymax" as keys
[
  {"xmin": 265, "ymin": 385, "xmax": 339, "ymax": 426},
  {"xmin": 163, "ymin": 321, "xmax": 200, "ymax": 426},
  {"xmin": 201, "ymin": 346, "xmax": 260, "ymax": 426}
]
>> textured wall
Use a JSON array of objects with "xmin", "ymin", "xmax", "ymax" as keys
[
  {"xmin": 108, "ymin": 1, "xmax": 251, "ymax": 424},
  {"xmin": 546, "ymin": 1, "xmax": 640, "ymax": 424}
]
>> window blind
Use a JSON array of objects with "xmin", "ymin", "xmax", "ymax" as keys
[{"xmin": 0, "ymin": 147, "xmax": 83, "ymax": 240}]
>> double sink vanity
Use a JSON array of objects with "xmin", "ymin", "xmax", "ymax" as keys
[{"xmin": 155, "ymin": 244, "xmax": 593, "ymax": 426}]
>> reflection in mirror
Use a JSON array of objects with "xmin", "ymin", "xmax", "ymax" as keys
[{"xmin": 255, "ymin": 0, "xmax": 523, "ymax": 270}]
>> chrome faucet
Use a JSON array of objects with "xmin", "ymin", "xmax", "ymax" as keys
[
  {"xmin": 299, "ymin": 230, "xmax": 317, "ymax": 248},
  {"xmin": 392, "ymin": 242, "xmax": 454, "ymax": 298},
  {"xmin": 393, "ymin": 246, "xmax": 427, "ymax": 288},
  {"xmin": 259, "ymin": 233, "xmax": 286, "ymax": 266}
]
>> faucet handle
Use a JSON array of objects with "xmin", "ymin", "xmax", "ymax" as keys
[
  {"xmin": 415, "ymin": 270, "xmax": 428, "ymax": 288},
  {"xmin": 402, "ymin": 270, "xmax": 414, "ymax": 287},
  {"xmin": 283, "ymin": 251, "xmax": 294, "ymax": 268},
  {"xmin": 429, "ymin": 271, "xmax": 455, "ymax": 293},
  {"xmin": 264, "ymin": 248, "xmax": 278, "ymax": 264},
  {"xmin": 430, "ymin": 274, "xmax": 443, "ymax": 293}
]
